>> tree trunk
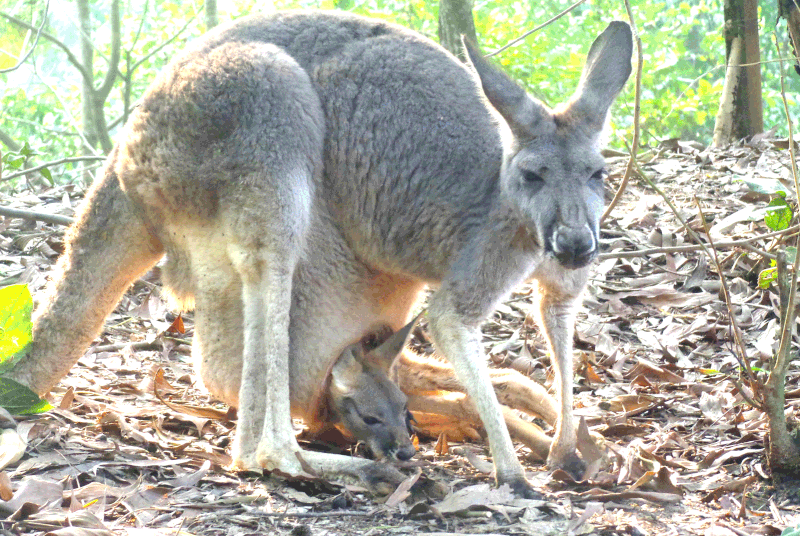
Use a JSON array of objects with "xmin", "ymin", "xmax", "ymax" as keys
[
  {"xmin": 77, "ymin": 0, "xmax": 96, "ymax": 155},
  {"xmin": 76, "ymin": 0, "xmax": 120, "ymax": 167},
  {"xmin": 763, "ymin": 250, "xmax": 800, "ymax": 476},
  {"xmin": 713, "ymin": 0, "xmax": 763, "ymax": 146},
  {"xmin": 206, "ymin": 0, "xmax": 218, "ymax": 30},
  {"xmin": 780, "ymin": 0, "xmax": 800, "ymax": 74},
  {"xmin": 438, "ymin": 0, "xmax": 478, "ymax": 61}
]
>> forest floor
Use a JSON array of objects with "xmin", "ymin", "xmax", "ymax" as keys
[{"xmin": 1, "ymin": 135, "xmax": 800, "ymax": 536}]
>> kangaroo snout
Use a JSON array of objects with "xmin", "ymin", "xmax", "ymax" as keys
[
  {"xmin": 394, "ymin": 441, "xmax": 417, "ymax": 462},
  {"xmin": 550, "ymin": 224, "xmax": 597, "ymax": 269}
]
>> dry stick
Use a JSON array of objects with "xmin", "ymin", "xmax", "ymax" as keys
[
  {"xmin": 0, "ymin": 206, "xmax": 74, "ymax": 227},
  {"xmin": 598, "ymin": 224, "xmax": 800, "ymax": 260},
  {"xmin": 485, "ymin": 0, "xmax": 588, "ymax": 57},
  {"xmin": 692, "ymin": 197, "xmax": 760, "ymax": 405},
  {"xmin": 601, "ymin": 0, "xmax": 642, "ymax": 224}
]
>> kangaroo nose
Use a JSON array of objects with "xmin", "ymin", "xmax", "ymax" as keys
[
  {"xmin": 396, "ymin": 444, "xmax": 417, "ymax": 461},
  {"xmin": 552, "ymin": 225, "xmax": 597, "ymax": 269}
]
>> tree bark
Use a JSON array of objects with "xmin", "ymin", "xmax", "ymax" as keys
[
  {"xmin": 438, "ymin": 0, "xmax": 478, "ymax": 61},
  {"xmin": 77, "ymin": 0, "xmax": 96, "ymax": 154},
  {"xmin": 206, "ymin": 0, "xmax": 218, "ymax": 30},
  {"xmin": 713, "ymin": 0, "xmax": 763, "ymax": 146},
  {"xmin": 763, "ymin": 250, "xmax": 800, "ymax": 475},
  {"xmin": 76, "ymin": 0, "xmax": 119, "ymax": 159},
  {"xmin": 780, "ymin": 0, "xmax": 800, "ymax": 74}
]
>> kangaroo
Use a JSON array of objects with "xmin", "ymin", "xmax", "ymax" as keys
[
  {"xmin": 328, "ymin": 315, "xmax": 561, "ymax": 462},
  {"xmin": 6, "ymin": 10, "xmax": 632, "ymax": 496},
  {"xmin": 324, "ymin": 318, "xmax": 418, "ymax": 464}
]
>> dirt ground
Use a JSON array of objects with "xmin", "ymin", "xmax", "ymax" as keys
[{"xmin": 1, "ymin": 136, "xmax": 800, "ymax": 535}]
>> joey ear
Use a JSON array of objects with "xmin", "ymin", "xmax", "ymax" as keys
[
  {"xmin": 330, "ymin": 346, "xmax": 364, "ymax": 394},
  {"xmin": 462, "ymin": 38, "xmax": 548, "ymax": 136},
  {"xmin": 364, "ymin": 313, "xmax": 422, "ymax": 372},
  {"xmin": 569, "ymin": 21, "xmax": 633, "ymax": 126}
]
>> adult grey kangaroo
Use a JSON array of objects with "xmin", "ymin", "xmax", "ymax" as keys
[{"xmin": 7, "ymin": 10, "xmax": 632, "ymax": 495}]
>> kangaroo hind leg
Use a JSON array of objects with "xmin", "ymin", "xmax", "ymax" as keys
[{"xmin": 8, "ymin": 156, "xmax": 164, "ymax": 395}]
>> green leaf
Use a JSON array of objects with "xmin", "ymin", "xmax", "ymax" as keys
[
  {"xmin": 758, "ymin": 267, "xmax": 777, "ymax": 289},
  {"xmin": 0, "ymin": 377, "xmax": 51, "ymax": 415},
  {"xmin": 765, "ymin": 197, "xmax": 793, "ymax": 231},
  {"xmin": 19, "ymin": 142, "xmax": 34, "ymax": 158},
  {"xmin": 781, "ymin": 526, "xmax": 800, "ymax": 536},
  {"xmin": 39, "ymin": 167, "xmax": 54, "ymax": 186},
  {"xmin": 0, "ymin": 285, "xmax": 34, "ymax": 374},
  {"xmin": 3, "ymin": 155, "xmax": 25, "ymax": 170}
]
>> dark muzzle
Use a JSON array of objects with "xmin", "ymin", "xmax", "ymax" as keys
[{"xmin": 550, "ymin": 225, "xmax": 597, "ymax": 269}]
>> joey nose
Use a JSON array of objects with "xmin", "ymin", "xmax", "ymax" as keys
[
  {"xmin": 396, "ymin": 444, "xmax": 417, "ymax": 461},
  {"xmin": 552, "ymin": 226, "xmax": 596, "ymax": 269}
]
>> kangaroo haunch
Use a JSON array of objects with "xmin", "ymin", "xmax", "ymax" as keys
[{"xmin": 8, "ymin": 10, "xmax": 632, "ymax": 496}]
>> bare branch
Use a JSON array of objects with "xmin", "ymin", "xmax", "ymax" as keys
[
  {"xmin": 96, "ymin": 0, "xmax": 121, "ymax": 103},
  {"xmin": 0, "ymin": 0, "xmax": 49, "ymax": 74},
  {"xmin": 601, "ymin": 0, "xmax": 642, "ymax": 224},
  {"xmin": 0, "ymin": 130, "xmax": 22, "ymax": 152},
  {"xmin": 0, "ymin": 11, "xmax": 91, "ymax": 83},
  {"xmin": 130, "ymin": 11, "xmax": 200, "ymax": 73},
  {"xmin": 485, "ymin": 0, "xmax": 588, "ymax": 57},
  {"xmin": 1, "ymin": 156, "xmax": 105, "ymax": 182}
]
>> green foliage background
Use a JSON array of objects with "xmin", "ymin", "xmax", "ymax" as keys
[{"xmin": 0, "ymin": 0, "xmax": 798, "ymax": 192}]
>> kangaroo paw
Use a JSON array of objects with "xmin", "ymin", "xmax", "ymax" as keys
[
  {"xmin": 501, "ymin": 476, "xmax": 544, "ymax": 500},
  {"xmin": 547, "ymin": 449, "xmax": 586, "ymax": 480}
]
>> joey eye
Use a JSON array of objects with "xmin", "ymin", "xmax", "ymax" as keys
[
  {"xmin": 362, "ymin": 416, "xmax": 381, "ymax": 426},
  {"xmin": 590, "ymin": 169, "xmax": 607, "ymax": 182},
  {"xmin": 522, "ymin": 169, "xmax": 544, "ymax": 184}
]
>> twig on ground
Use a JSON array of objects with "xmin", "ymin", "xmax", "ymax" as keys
[
  {"xmin": 91, "ymin": 338, "xmax": 190, "ymax": 354},
  {"xmin": 601, "ymin": 0, "xmax": 642, "ymax": 224},
  {"xmin": 0, "ymin": 206, "xmax": 75, "ymax": 226},
  {"xmin": 598, "ymin": 224, "xmax": 800, "ymax": 260}
]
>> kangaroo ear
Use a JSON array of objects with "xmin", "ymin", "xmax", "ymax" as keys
[
  {"xmin": 364, "ymin": 313, "xmax": 421, "ymax": 372},
  {"xmin": 462, "ymin": 38, "xmax": 548, "ymax": 136},
  {"xmin": 569, "ymin": 21, "xmax": 633, "ymax": 126},
  {"xmin": 331, "ymin": 346, "xmax": 364, "ymax": 394}
]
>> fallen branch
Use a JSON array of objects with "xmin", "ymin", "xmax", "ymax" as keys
[
  {"xmin": 598, "ymin": 224, "xmax": 800, "ymax": 260},
  {"xmin": 0, "ymin": 206, "xmax": 75, "ymax": 226}
]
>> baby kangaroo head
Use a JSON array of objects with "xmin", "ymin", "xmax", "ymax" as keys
[
  {"xmin": 465, "ymin": 22, "xmax": 633, "ymax": 269},
  {"xmin": 329, "ymin": 319, "xmax": 419, "ymax": 463}
]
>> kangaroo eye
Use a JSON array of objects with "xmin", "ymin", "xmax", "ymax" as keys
[
  {"xmin": 590, "ymin": 169, "xmax": 607, "ymax": 182},
  {"xmin": 522, "ymin": 170, "xmax": 544, "ymax": 184},
  {"xmin": 362, "ymin": 416, "xmax": 381, "ymax": 426}
]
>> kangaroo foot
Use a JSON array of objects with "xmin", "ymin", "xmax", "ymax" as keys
[
  {"xmin": 547, "ymin": 449, "xmax": 586, "ymax": 480},
  {"xmin": 502, "ymin": 476, "xmax": 544, "ymax": 500}
]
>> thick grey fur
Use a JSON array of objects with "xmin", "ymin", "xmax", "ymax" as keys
[{"xmin": 9, "ymin": 10, "xmax": 632, "ymax": 495}]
